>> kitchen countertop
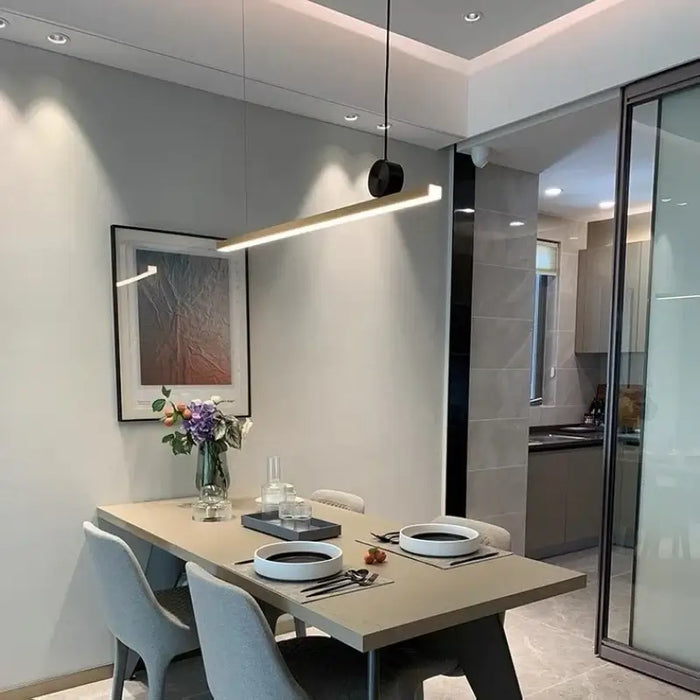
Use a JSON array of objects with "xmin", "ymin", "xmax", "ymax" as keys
[{"xmin": 529, "ymin": 425, "xmax": 604, "ymax": 452}]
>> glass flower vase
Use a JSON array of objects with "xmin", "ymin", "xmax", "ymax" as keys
[{"xmin": 192, "ymin": 442, "xmax": 233, "ymax": 522}]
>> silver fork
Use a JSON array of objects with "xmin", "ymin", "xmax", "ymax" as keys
[{"xmin": 306, "ymin": 572, "xmax": 379, "ymax": 598}]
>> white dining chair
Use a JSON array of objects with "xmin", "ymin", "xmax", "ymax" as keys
[
  {"xmin": 432, "ymin": 514, "xmax": 512, "ymax": 551},
  {"xmin": 186, "ymin": 561, "xmax": 455, "ymax": 700},
  {"xmin": 310, "ymin": 489, "xmax": 366, "ymax": 514},
  {"xmin": 83, "ymin": 522, "xmax": 199, "ymax": 700}
]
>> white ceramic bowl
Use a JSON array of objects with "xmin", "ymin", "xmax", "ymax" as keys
[
  {"xmin": 399, "ymin": 523, "xmax": 481, "ymax": 558},
  {"xmin": 253, "ymin": 541, "xmax": 343, "ymax": 581}
]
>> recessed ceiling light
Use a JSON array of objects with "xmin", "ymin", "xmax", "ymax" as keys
[
  {"xmin": 510, "ymin": 220, "xmax": 525, "ymax": 227},
  {"xmin": 677, "ymin": 201, "xmax": 688, "ymax": 207},
  {"xmin": 455, "ymin": 208, "xmax": 475, "ymax": 214},
  {"xmin": 0, "ymin": 17, "xmax": 8, "ymax": 29},
  {"xmin": 599, "ymin": 200, "xmax": 615, "ymax": 210},
  {"xmin": 344, "ymin": 113, "xmax": 359, "ymax": 122},
  {"xmin": 661, "ymin": 197, "xmax": 672, "ymax": 203},
  {"xmin": 377, "ymin": 123, "xmax": 391, "ymax": 131},
  {"xmin": 47, "ymin": 32, "xmax": 70, "ymax": 45},
  {"xmin": 544, "ymin": 187, "xmax": 563, "ymax": 197},
  {"xmin": 464, "ymin": 11, "xmax": 482, "ymax": 22}
]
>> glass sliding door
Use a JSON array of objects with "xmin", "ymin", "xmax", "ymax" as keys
[{"xmin": 598, "ymin": 61, "xmax": 700, "ymax": 693}]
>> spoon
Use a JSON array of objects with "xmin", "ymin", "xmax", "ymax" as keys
[{"xmin": 300, "ymin": 568, "xmax": 369, "ymax": 593}]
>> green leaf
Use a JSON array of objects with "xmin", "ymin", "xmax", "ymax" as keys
[
  {"xmin": 161, "ymin": 434, "xmax": 174, "ymax": 444},
  {"xmin": 152, "ymin": 398, "xmax": 166, "ymax": 412},
  {"xmin": 162, "ymin": 386, "xmax": 172, "ymax": 398},
  {"xmin": 213, "ymin": 421, "xmax": 226, "ymax": 441}
]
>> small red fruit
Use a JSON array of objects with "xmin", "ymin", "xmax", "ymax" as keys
[
  {"xmin": 163, "ymin": 416, "xmax": 174, "ymax": 427},
  {"xmin": 176, "ymin": 402, "xmax": 187, "ymax": 413},
  {"xmin": 364, "ymin": 552, "xmax": 375, "ymax": 565},
  {"xmin": 182, "ymin": 408, "xmax": 192, "ymax": 420},
  {"xmin": 164, "ymin": 407, "xmax": 174, "ymax": 417},
  {"xmin": 374, "ymin": 549, "xmax": 387, "ymax": 563}
]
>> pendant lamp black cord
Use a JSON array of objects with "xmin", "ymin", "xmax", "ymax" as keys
[{"xmin": 383, "ymin": 0, "xmax": 391, "ymax": 161}]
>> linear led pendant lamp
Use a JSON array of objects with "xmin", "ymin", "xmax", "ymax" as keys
[{"xmin": 217, "ymin": 0, "xmax": 441, "ymax": 254}]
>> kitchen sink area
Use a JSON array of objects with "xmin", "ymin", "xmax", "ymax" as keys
[{"xmin": 528, "ymin": 425, "xmax": 604, "ymax": 451}]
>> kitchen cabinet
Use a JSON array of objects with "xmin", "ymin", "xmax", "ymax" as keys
[
  {"xmin": 612, "ymin": 441, "xmax": 641, "ymax": 547},
  {"xmin": 575, "ymin": 241, "xmax": 650, "ymax": 354},
  {"xmin": 526, "ymin": 446, "xmax": 604, "ymax": 558}
]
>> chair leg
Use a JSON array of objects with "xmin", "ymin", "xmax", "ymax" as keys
[
  {"xmin": 145, "ymin": 658, "xmax": 169, "ymax": 700},
  {"xmin": 293, "ymin": 618, "xmax": 307, "ymax": 638},
  {"xmin": 111, "ymin": 639, "xmax": 128, "ymax": 700}
]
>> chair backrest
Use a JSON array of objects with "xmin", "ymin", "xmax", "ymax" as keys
[
  {"xmin": 309, "ymin": 489, "xmax": 365, "ymax": 514},
  {"xmin": 82, "ymin": 522, "xmax": 187, "ymax": 653},
  {"xmin": 185, "ymin": 562, "xmax": 306, "ymax": 700},
  {"xmin": 432, "ymin": 515, "xmax": 512, "ymax": 551}
]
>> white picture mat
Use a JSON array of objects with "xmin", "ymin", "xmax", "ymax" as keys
[{"xmin": 113, "ymin": 226, "xmax": 249, "ymax": 421}]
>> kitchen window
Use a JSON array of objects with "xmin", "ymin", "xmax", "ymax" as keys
[{"xmin": 530, "ymin": 240, "xmax": 559, "ymax": 404}]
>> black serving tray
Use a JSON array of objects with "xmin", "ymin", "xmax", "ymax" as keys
[{"xmin": 241, "ymin": 511, "xmax": 341, "ymax": 541}]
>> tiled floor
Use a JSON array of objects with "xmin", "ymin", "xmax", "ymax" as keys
[{"xmin": 38, "ymin": 548, "xmax": 696, "ymax": 699}]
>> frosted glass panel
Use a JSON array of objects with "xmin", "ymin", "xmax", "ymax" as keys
[{"xmin": 630, "ymin": 85, "xmax": 700, "ymax": 670}]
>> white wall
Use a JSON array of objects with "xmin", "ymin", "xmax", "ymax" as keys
[{"xmin": 0, "ymin": 40, "xmax": 449, "ymax": 690}]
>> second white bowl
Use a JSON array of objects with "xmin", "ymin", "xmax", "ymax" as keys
[{"xmin": 399, "ymin": 523, "xmax": 481, "ymax": 558}]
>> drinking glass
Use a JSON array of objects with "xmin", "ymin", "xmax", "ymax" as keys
[
  {"xmin": 278, "ymin": 489, "xmax": 298, "ymax": 524},
  {"xmin": 293, "ymin": 500, "xmax": 313, "ymax": 523}
]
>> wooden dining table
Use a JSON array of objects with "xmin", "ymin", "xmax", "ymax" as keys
[{"xmin": 97, "ymin": 497, "xmax": 586, "ymax": 699}]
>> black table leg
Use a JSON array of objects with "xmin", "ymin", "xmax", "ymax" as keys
[
  {"xmin": 454, "ymin": 614, "xmax": 522, "ymax": 699},
  {"xmin": 367, "ymin": 649, "xmax": 380, "ymax": 700}
]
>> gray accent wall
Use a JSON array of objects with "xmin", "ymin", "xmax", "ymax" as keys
[
  {"xmin": 467, "ymin": 165, "xmax": 538, "ymax": 554},
  {"xmin": 0, "ymin": 40, "xmax": 449, "ymax": 690}
]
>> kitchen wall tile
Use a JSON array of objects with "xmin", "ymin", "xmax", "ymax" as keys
[
  {"xmin": 529, "ymin": 404, "xmax": 543, "ymax": 426},
  {"xmin": 475, "ymin": 165, "xmax": 539, "ymax": 218},
  {"xmin": 471, "ymin": 318, "xmax": 532, "ymax": 370},
  {"xmin": 467, "ymin": 466, "xmax": 528, "ymax": 518},
  {"xmin": 559, "ymin": 252, "xmax": 579, "ymax": 297},
  {"xmin": 554, "ymin": 405, "xmax": 588, "ymax": 425},
  {"xmin": 556, "ymin": 331, "xmax": 577, "ymax": 369},
  {"xmin": 469, "ymin": 369, "xmax": 530, "ymax": 420},
  {"xmin": 473, "ymin": 209, "xmax": 536, "ymax": 269},
  {"xmin": 555, "ymin": 368, "xmax": 596, "ymax": 408},
  {"xmin": 468, "ymin": 419, "xmax": 529, "ymax": 469},
  {"xmin": 472, "ymin": 264, "xmax": 535, "ymax": 320},
  {"xmin": 558, "ymin": 290, "xmax": 577, "ymax": 332}
]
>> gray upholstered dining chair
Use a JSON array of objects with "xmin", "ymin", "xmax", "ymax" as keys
[
  {"xmin": 83, "ymin": 522, "xmax": 199, "ymax": 700},
  {"xmin": 186, "ymin": 561, "xmax": 454, "ymax": 700},
  {"xmin": 310, "ymin": 489, "xmax": 366, "ymax": 514},
  {"xmin": 432, "ymin": 514, "xmax": 512, "ymax": 551}
]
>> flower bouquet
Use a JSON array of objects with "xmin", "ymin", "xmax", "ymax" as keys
[{"xmin": 152, "ymin": 386, "xmax": 252, "ymax": 521}]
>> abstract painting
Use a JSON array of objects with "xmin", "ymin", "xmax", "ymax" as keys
[{"xmin": 112, "ymin": 226, "xmax": 249, "ymax": 421}]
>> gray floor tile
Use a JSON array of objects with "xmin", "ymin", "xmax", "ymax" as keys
[{"xmin": 528, "ymin": 662, "xmax": 698, "ymax": 699}]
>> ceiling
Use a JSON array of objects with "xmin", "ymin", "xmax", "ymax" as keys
[
  {"xmin": 312, "ymin": 0, "xmax": 596, "ymax": 60},
  {"xmin": 0, "ymin": 0, "xmax": 611, "ymax": 150},
  {"xmin": 460, "ymin": 96, "xmax": 657, "ymax": 222}
]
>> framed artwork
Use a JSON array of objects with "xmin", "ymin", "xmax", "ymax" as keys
[{"xmin": 111, "ymin": 225, "xmax": 250, "ymax": 421}]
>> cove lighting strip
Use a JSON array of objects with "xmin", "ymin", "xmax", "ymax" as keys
[
  {"xmin": 217, "ymin": 184, "xmax": 442, "ymax": 253},
  {"xmin": 116, "ymin": 265, "xmax": 157, "ymax": 288}
]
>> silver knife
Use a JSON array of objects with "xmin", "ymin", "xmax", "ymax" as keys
[{"xmin": 449, "ymin": 551, "xmax": 499, "ymax": 567}]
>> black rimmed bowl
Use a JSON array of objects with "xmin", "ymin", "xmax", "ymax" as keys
[
  {"xmin": 399, "ymin": 523, "xmax": 481, "ymax": 558},
  {"xmin": 253, "ymin": 541, "xmax": 343, "ymax": 581}
]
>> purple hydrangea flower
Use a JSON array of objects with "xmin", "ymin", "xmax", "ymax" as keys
[{"xmin": 182, "ymin": 399, "xmax": 217, "ymax": 445}]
